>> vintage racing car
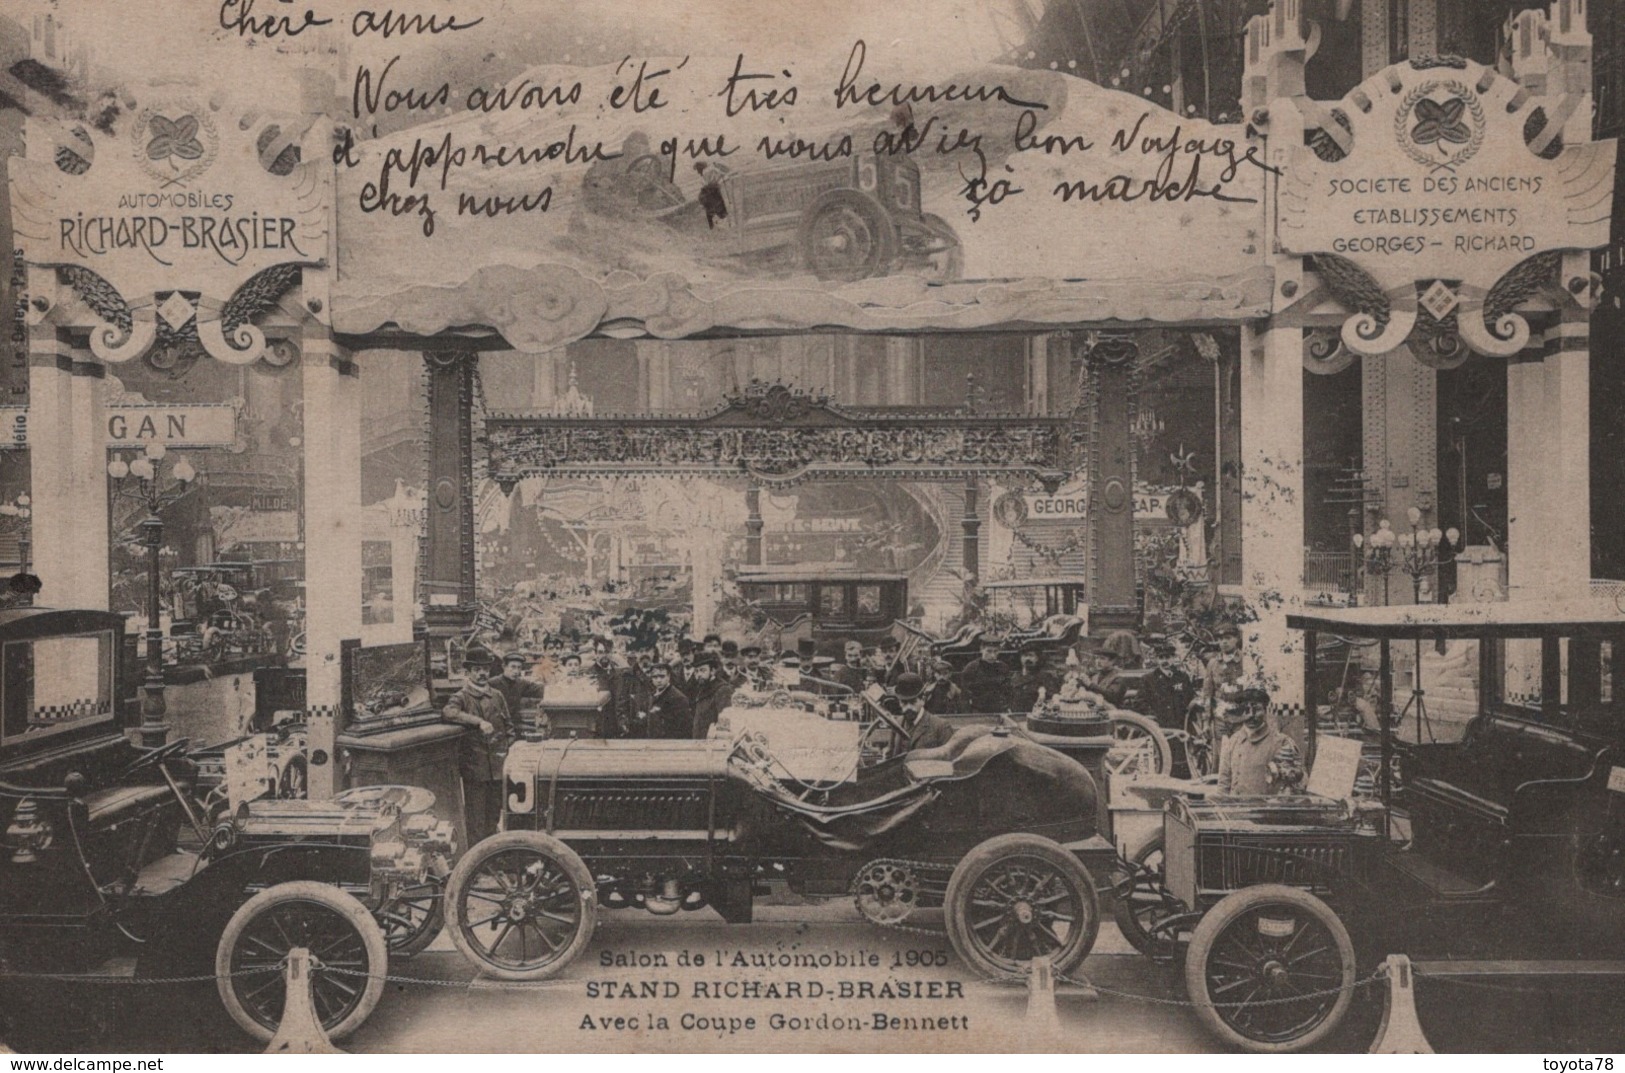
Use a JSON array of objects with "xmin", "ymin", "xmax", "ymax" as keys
[{"xmin": 443, "ymin": 704, "xmax": 1118, "ymax": 982}]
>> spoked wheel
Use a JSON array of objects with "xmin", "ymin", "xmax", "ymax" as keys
[
  {"xmin": 216, "ymin": 881, "xmax": 387, "ymax": 1043},
  {"xmin": 798, "ymin": 190, "xmax": 897, "ymax": 281},
  {"xmin": 1184, "ymin": 711, "xmax": 1219, "ymax": 778},
  {"xmin": 944, "ymin": 833, "xmax": 1099, "ymax": 980},
  {"xmin": 1185, "ymin": 884, "xmax": 1357, "ymax": 1052},
  {"xmin": 1112, "ymin": 836, "xmax": 1186, "ymax": 963},
  {"xmin": 1105, "ymin": 711, "xmax": 1174, "ymax": 778},
  {"xmin": 376, "ymin": 860, "xmax": 448, "ymax": 958},
  {"xmin": 445, "ymin": 831, "xmax": 597, "ymax": 981}
]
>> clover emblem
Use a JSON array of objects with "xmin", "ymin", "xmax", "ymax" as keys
[
  {"xmin": 146, "ymin": 115, "xmax": 204, "ymax": 166},
  {"xmin": 1411, "ymin": 96, "xmax": 1470, "ymax": 155}
]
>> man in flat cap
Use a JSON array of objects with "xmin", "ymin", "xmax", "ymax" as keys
[
  {"xmin": 922, "ymin": 658, "xmax": 965, "ymax": 715},
  {"xmin": 494, "ymin": 649, "xmax": 547, "ymax": 740},
  {"xmin": 1215, "ymin": 685, "xmax": 1303, "ymax": 797},
  {"xmin": 1200, "ymin": 623, "xmax": 1247, "ymax": 710},
  {"xmin": 1091, "ymin": 641, "xmax": 1132, "ymax": 709},
  {"xmin": 443, "ymin": 645, "xmax": 512, "ymax": 842},
  {"xmin": 1137, "ymin": 636, "xmax": 1196, "ymax": 730}
]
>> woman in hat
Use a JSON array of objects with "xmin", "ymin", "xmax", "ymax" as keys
[{"xmin": 442, "ymin": 645, "xmax": 513, "ymax": 844}]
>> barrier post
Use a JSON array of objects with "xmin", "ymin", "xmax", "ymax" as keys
[
  {"xmin": 264, "ymin": 947, "xmax": 345, "ymax": 1054},
  {"xmin": 1025, "ymin": 955, "xmax": 1062, "ymax": 1045},
  {"xmin": 1369, "ymin": 954, "xmax": 1434, "ymax": 1054}
]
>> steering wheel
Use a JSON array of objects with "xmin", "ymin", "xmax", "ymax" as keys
[
  {"xmin": 855, "ymin": 695, "xmax": 913, "ymax": 762},
  {"xmin": 119, "ymin": 738, "xmax": 191, "ymax": 779}
]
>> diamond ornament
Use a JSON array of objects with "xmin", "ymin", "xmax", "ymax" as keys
[
  {"xmin": 1420, "ymin": 280, "xmax": 1460, "ymax": 321},
  {"xmin": 156, "ymin": 292, "xmax": 196, "ymax": 331}
]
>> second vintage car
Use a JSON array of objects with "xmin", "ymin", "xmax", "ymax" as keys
[{"xmin": 0, "ymin": 608, "xmax": 454, "ymax": 1044}]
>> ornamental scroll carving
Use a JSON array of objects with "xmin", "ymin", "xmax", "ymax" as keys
[{"xmin": 485, "ymin": 379, "xmax": 1074, "ymax": 489}]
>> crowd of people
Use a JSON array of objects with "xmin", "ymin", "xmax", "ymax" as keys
[{"xmin": 443, "ymin": 619, "xmax": 1316, "ymax": 841}]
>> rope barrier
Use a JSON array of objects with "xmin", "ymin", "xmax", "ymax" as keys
[{"xmin": 0, "ymin": 967, "xmax": 276, "ymax": 985}]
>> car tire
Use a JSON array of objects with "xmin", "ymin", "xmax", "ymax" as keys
[
  {"xmin": 1112, "ymin": 836, "xmax": 1183, "ymax": 963},
  {"xmin": 1185, "ymin": 884, "xmax": 1356, "ymax": 1053},
  {"xmin": 445, "ymin": 831, "xmax": 597, "ymax": 981},
  {"xmin": 798, "ymin": 190, "xmax": 897, "ymax": 281},
  {"xmin": 944, "ymin": 832, "xmax": 1100, "ymax": 981},
  {"xmin": 215, "ymin": 881, "xmax": 388, "ymax": 1043},
  {"xmin": 1106, "ymin": 711, "xmax": 1174, "ymax": 778}
]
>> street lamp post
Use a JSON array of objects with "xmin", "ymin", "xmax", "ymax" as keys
[
  {"xmin": 1353, "ymin": 507, "xmax": 1463, "ymax": 744},
  {"xmin": 0, "ymin": 494, "xmax": 33, "ymax": 604},
  {"xmin": 1352, "ymin": 519, "xmax": 1397, "ymax": 608},
  {"xmin": 108, "ymin": 442, "xmax": 198, "ymax": 748}
]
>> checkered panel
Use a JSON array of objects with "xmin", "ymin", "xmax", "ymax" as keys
[
  {"xmin": 1271, "ymin": 701, "xmax": 1308, "ymax": 747},
  {"xmin": 32, "ymin": 699, "xmax": 112, "ymax": 724}
]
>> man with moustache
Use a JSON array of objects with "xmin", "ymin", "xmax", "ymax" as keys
[
  {"xmin": 686, "ymin": 657, "xmax": 734, "ymax": 739},
  {"xmin": 442, "ymin": 646, "xmax": 512, "ymax": 842}
]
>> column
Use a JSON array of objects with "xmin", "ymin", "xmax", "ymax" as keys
[
  {"xmin": 885, "ymin": 337, "xmax": 913, "ymax": 405},
  {"xmin": 421, "ymin": 350, "xmax": 477, "ymax": 635},
  {"xmin": 28, "ymin": 325, "xmax": 109, "ymax": 610},
  {"xmin": 1238, "ymin": 322, "xmax": 1306, "ymax": 708},
  {"xmin": 1082, "ymin": 339, "xmax": 1138, "ymax": 630},
  {"xmin": 1215, "ymin": 347, "xmax": 1244, "ymax": 587},
  {"xmin": 1505, "ymin": 351, "xmax": 1548, "ymax": 600},
  {"xmin": 533, "ymin": 350, "xmax": 560, "ymax": 410},
  {"xmin": 960, "ymin": 478, "xmax": 981, "ymax": 582},
  {"xmin": 1028, "ymin": 335, "xmax": 1049, "ymax": 413},
  {"xmin": 744, "ymin": 483, "xmax": 763, "ymax": 566},
  {"xmin": 303, "ymin": 339, "xmax": 363, "ymax": 799},
  {"xmin": 1544, "ymin": 279, "xmax": 1590, "ymax": 598}
]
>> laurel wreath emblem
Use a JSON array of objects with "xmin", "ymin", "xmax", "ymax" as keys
[
  {"xmin": 1395, "ymin": 80, "xmax": 1485, "ymax": 171},
  {"xmin": 130, "ymin": 100, "xmax": 219, "ymax": 188}
]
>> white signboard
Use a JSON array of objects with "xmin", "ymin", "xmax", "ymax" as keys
[
  {"xmin": 106, "ymin": 406, "xmax": 237, "ymax": 448},
  {"xmin": 1019, "ymin": 480, "xmax": 1088, "ymax": 521}
]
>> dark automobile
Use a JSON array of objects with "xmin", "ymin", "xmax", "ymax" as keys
[
  {"xmin": 443, "ymin": 716, "xmax": 1117, "ymax": 982},
  {"xmin": 0, "ymin": 608, "xmax": 453, "ymax": 1043},
  {"xmin": 735, "ymin": 569, "xmax": 909, "ymax": 650},
  {"xmin": 1123, "ymin": 600, "xmax": 1625, "ymax": 1052}
]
